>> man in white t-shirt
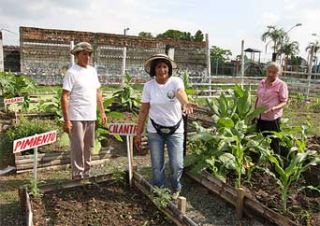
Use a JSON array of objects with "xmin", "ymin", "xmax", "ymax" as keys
[{"xmin": 61, "ymin": 42, "xmax": 107, "ymax": 179}]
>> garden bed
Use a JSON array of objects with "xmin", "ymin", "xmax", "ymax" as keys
[
  {"xmin": 19, "ymin": 172, "xmax": 197, "ymax": 226},
  {"xmin": 186, "ymin": 170, "xmax": 320, "ymax": 226}
]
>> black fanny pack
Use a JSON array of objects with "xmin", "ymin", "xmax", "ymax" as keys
[{"xmin": 150, "ymin": 118, "xmax": 182, "ymax": 137}]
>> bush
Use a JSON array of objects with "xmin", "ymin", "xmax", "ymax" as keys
[{"xmin": 0, "ymin": 118, "xmax": 63, "ymax": 167}]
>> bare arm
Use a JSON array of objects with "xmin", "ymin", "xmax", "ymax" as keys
[
  {"xmin": 176, "ymin": 88, "xmax": 193, "ymax": 114},
  {"xmin": 61, "ymin": 90, "xmax": 72, "ymax": 133},
  {"xmin": 136, "ymin": 103, "xmax": 150, "ymax": 135},
  {"xmin": 265, "ymin": 101, "xmax": 287, "ymax": 113},
  {"xmin": 134, "ymin": 103, "xmax": 150, "ymax": 151},
  {"xmin": 97, "ymin": 89, "xmax": 107, "ymax": 125}
]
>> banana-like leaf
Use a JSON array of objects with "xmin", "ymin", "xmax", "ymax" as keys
[{"xmin": 217, "ymin": 117, "xmax": 234, "ymax": 128}]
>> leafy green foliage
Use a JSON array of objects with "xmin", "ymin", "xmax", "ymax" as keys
[
  {"xmin": 34, "ymin": 89, "xmax": 63, "ymax": 122},
  {"xmin": 265, "ymin": 148, "xmax": 320, "ymax": 213},
  {"xmin": 188, "ymin": 85, "xmax": 269, "ymax": 187},
  {"xmin": 210, "ymin": 46, "xmax": 232, "ymax": 65},
  {"xmin": 28, "ymin": 178, "xmax": 42, "ymax": 198},
  {"xmin": 309, "ymin": 97, "xmax": 320, "ymax": 113},
  {"xmin": 153, "ymin": 187, "xmax": 172, "ymax": 209},
  {"xmin": 112, "ymin": 73, "xmax": 140, "ymax": 113},
  {"xmin": 138, "ymin": 32, "xmax": 153, "ymax": 38},
  {"xmin": 156, "ymin": 29, "xmax": 204, "ymax": 42},
  {"xmin": 0, "ymin": 118, "xmax": 62, "ymax": 167},
  {"xmin": 111, "ymin": 167, "xmax": 126, "ymax": 186},
  {"xmin": 0, "ymin": 72, "xmax": 36, "ymax": 111}
]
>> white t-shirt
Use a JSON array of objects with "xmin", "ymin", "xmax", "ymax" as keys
[
  {"xmin": 142, "ymin": 76, "xmax": 184, "ymax": 133},
  {"xmin": 63, "ymin": 64, "xmax": 101, "ymax": 121}
]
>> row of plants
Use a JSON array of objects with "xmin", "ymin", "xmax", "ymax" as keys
[
  {"xmin": 186, "ymin": 85, "xmax": 320, "ymax": 224},
  {"xmin": 0, "ymin": 72, "xmax": 36, "ymax": 110},
  {"xmin": 0, "ymin": 73, "xmax": 142, "ymax": 166}
]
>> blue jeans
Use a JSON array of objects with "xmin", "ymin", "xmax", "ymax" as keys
[{"xmin": 148, "ymin": 132, "xmax": 184, "ymax": 192}]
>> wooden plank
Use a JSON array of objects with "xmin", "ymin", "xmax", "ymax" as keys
[
  {"xmin": 17, "ymin": 164, "xmax": 71, "ymax": 174},
  {"xmin": 15, "ymin": 149, "xmax": 111, "ymax": 160},
  {"xmin": 15, "ymin": 151, "xmax": 111, "ymax": 165},
  {"xmin": 133, "ymin": 172, "xmax": 198, "ymax": 226},
  {"xmin": 20, "ymin": 172, "xmax": 197, "ymax": 226},
  {"xmin": 186, "ymin": 170, "xmax": 299, "ymax": 226},
  {"xmin": 16, "ymin": 158, "xmax": 110, "ymax": 173}
]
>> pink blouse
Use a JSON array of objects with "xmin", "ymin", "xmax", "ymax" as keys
[{"xmin": 256, "ymin": 78, "xmax": 288, "ymax": 121}]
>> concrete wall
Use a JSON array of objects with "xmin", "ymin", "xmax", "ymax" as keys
[{"xmin": 20, "ymin": 26, "xmax": 208, "ymax": 85}]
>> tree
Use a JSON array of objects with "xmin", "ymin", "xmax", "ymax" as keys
[
  {"xmin": 156, "ymin": 29, "xmax": 204, "ymax": 42},
  {"xmin": 210, "ymin": 46, "xmax": 232, "ymax": 75},
  {"xmin": 261, "ymin": 26, "xmax": 287, "ymax": 61},
  {"xmin": 306, "ymin": 40, "xmax": 320, "ymax": 55},
  {"xmin": 210, "ymin": 46, "xmax": 232, "ymax": 64},
  {"xmin": 306, "ymin": 40, "xmax": 320, "ymax": 72},
  {"xmin": 193, "ymin": 30, "xmax": 204, "ymax": 42},
  {"xmin": 280, "ymin": 40, "xmax": 299, "ymax": 70},
  {"xmin": 157, "ymin": 29, "xmax": 191, "ymax": 41},
  {"xmin": 138, "ymin": 32, "xmax": 153, "ymax": 38}
]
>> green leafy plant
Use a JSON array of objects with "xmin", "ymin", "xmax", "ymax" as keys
[
  {"xmin": 35, "ymin": 89, "xmax": 63, "ymax": 120},
  {"xmin": 111, "ymin": 167, "xmax": 126, "ymax": 185},
  {"xmin": 28, "ymin": 178, "xmax": 42, "ymax": 198},
  {"xmin": 265, "ymin": 149, "xmax": 319, "ymax": 213},
  {"xmin": 188, "ymin": 85, "xmax": 268, "ymax": 188},
  {"xmin": 153, "ymin": 187, "xmax": 172, "ymax": 209},
  {"xmin": 112, "ymin": 73, "xmax": 140, "ymax": 113},
  {"xmin": 0, "ymin": 72, "xmax": 36, "ymax": 111}
]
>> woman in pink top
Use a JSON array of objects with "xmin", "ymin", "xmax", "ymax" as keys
[{"xmin": 255, "ymin": 62, "xmax": 288, "ymax": 155}]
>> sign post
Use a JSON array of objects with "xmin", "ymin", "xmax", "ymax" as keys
[
  {"xmin": 108, "ymin": 123, "xmax": 138, "ymax": 186},
  {"xmin": 3, "ymin": 96, "xmax": 24, "ymax": 113},
  {"xmin": 13, "ymin": 130, "xmax": 57, "ymax": 182}
]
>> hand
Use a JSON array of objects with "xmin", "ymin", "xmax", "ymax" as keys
[
  {"xmin": 101, "ymin": 112, "xmax": 107, "ymax": 125},
  {"xmin": 183, "ymin": 103, "xmax": 194, "ymax": 115},
  {"xmin": 134, "ymin": 135, "xmax": 142, "ymax": 153},
  {"xmin": 264, "ymin": 107, "xmax": 275, "ymax": 114},
  {"xmin": 63, "ymin": 120, "xmax": 72, "ymax": 134}
]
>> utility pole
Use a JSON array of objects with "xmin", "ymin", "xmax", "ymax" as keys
[
  {"xmin": 206, "ymin": 34, "xmax": 211, "ymax": 93},
  {"xmin": 122, "ymin": 28, "xmax": 130, "ymax": 84},
  {"xmin": 0, "ymin": 31, "xmax": 4, "ymax": 72},
  {"xmin": 240, "ymin": 40, "xmax": 245, "ymax": 87},
  {"xmin": 70, "ymin": 41, "xmax": 74, "ymax": 67}
]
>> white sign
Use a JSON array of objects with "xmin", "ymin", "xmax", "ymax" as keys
[
  {"xmin": 13, "ymin": 130, "xmax": 57, "ymax": 153},
  {"xmin": 108, "ymin": 123, "xmax": 138, "ymax": 136},
  {"xmin": 4, "ymin": 97, "xmax": 24, "ymax": 104}
]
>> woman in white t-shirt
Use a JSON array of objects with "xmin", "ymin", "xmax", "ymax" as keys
[{"xmin": 134, "ymin": 53, "xmax": 193, "ymax": 199}]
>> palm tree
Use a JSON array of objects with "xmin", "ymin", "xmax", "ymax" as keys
[
  {"xmin": 280, "ymin": 40, "xmax": 299, "ymax": 70},
  {"xmin": 306, "ymin": 40, "xmax": 320, "ymax": 72},
  {"xmin": 261, "ymin": 26, "xmax": 287, "ymax": 61}
]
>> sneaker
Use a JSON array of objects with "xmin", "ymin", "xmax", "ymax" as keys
[{"xmin": 172, "ymin": 191, "xmax": 180, "ymax": 200}]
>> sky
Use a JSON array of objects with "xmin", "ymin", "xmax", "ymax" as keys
[{"xmin": 0, "ymin": 0, "xmax": 319, "ymax": 61}]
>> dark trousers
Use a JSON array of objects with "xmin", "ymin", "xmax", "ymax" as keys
[{"xmin": 257, "ymin": 118, "xmax": 281, "ymax": 155}]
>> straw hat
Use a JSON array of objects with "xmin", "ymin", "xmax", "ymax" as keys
[
  {"xmin": 144, "ymin": 53, "xmax": 177, "ymax": 75},
  {"xmin": 71, "ymin": 42, "xmax": 93, "ymax": 55}
]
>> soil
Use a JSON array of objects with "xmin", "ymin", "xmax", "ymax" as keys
[
  {"xmin": 226, "ymin": 170, "xmax": 320, "ymax": 226},
  {"xmin": 31, "ymin": 180, "xmax": 175, "ymax": 226}
]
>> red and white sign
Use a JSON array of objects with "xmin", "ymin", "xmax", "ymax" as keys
[
  {"xmin": 4, "ymin": 97, "xmax": 24, "ymax": 104},
  {"xmin": 108, "ymin": 123, "xmax": 138, "ymax": 136},
  {"xmin": 13, "ymin": 130, "xmax": 57, "ymax": 153}
]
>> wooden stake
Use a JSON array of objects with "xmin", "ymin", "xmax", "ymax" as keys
[
  {"xmin": 177, "ymin": 196, "xmax": 187, "ymax": 214},
  {"xmin": 126, "ymin": 135, "xmax": 133, "ymax": 186},
  {"xmin": 236, "ymin": 187, "xmax": 245, "ymax": 219}
]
